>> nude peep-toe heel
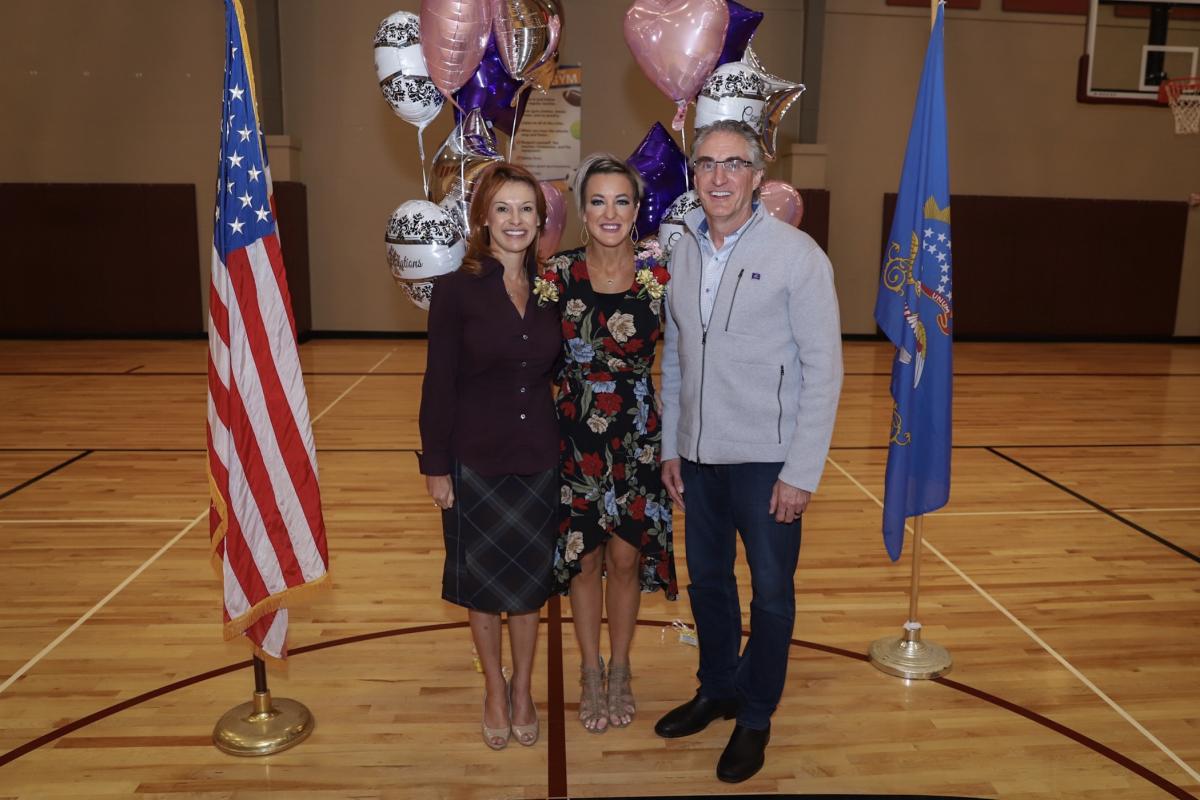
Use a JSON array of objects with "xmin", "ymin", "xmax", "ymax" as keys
[
  {"xmin": 482, "ymin": 685, "xmax": 511, "ymax": 750},
  {"xmin": 510, "ymin": 683, "xmax": 539, "ymax": 746}
]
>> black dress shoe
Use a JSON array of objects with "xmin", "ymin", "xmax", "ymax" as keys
[
  {"xmin": 653, "ymin": 693, "xmax": 738, "ymax": 739},
  {"xmin": 716, "ymin": 723, "xmax": 770, "ymax": 783}
]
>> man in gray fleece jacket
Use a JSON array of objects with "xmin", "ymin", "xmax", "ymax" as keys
[{"xmin": 655, "ymin": 120, "xmax": 843, "ymax": 783}]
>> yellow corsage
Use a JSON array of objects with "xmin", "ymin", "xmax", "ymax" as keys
[{"xmin": 533, "ymin": 274, "xmax": 561, "ymax": 306}]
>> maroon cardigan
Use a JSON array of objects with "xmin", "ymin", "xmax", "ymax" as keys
[{"xmin": 418, "ymin": 257, "xmax": 561, "ymax": 478}]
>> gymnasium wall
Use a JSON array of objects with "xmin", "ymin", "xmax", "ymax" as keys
[
  {"xmin": 822, "ymin": 0, "xmax": 1200, "ymax": 335},
  {"xmin": 1, "ymin": 1, "xmax": 1196, "ymax": 336}
]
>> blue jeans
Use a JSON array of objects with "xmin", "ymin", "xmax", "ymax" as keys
[{"xmin": 681, "ymin": 460, "xmax": 802, "ymax": 730}]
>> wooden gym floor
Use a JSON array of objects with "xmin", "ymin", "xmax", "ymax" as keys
[{"xmin": 0, "ymin": 338, "xmax": 1197, "ymax": 799}]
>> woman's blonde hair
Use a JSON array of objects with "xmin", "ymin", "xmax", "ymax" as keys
[{"xmin": 571, "ymin": 153, "xmax": 644, "ymax": 215}]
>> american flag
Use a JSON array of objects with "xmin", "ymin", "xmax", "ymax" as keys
[{"xmin": 207, "ymin": 0, "xmax": 329, "ymax": 658}]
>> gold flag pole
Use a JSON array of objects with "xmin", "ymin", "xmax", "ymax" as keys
[
  {"xmin": 213, "ymin": 655, "xmax": 315, "ymax": 756},
  {"xmin": 869, "ymin": 516, "xmax": 952, "ymax": 679}
]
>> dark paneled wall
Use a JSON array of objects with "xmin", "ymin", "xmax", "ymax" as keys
[
  {"xmin": 0, "ymin": 182, "xmax": 312, "ymax": 338},
  {"xmin": 882, "ymin": 194, "xmax": 1188, "ymax": 338},
  {"xmin": 0, "ymin": 184, "xmax": 203, "ymax": 336},
  {"xmin": 798, "ymin": 189, "xmax": 831, "ymax": 255},
  {"xmin": 273, "ymin": 182, "xmax": 312, "ymax": 339}
]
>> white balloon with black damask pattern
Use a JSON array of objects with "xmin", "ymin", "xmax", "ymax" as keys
[
  {"xmin": 694, "ymin": 47, "xmax": 804, "ymax": 160},
  {"xmin": 386, "ymin": 200, "xmax": 465, "ymax": 282},
  {"xmin": 657, "ymin": 190, "xmax": 701, "ymax": 258},
  {"xmin": 374, "ymin": 11, "xmax": 444, "ymax": 130},
  {"xmin": 399, "ymin": 278, "xmax": 437, "ymax": 311}
]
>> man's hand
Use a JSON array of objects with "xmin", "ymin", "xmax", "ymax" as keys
[
  {"xmin": 768, "ymin": 479, "xmax": 809, "ymax": 524},
  {"xmin": 426, "ymin": 474, "xmax": 455, "ymax": 510},
  {"xmin": 661, "ymin": 458, "xmax": 685, "ymax": 511}
]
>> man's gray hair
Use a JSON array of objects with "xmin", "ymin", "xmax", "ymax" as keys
[
  {"xmin": 692, "ymin": 120, "xmax": 766, "ymax": 170},
  {"xmin": 571, "ymin": 152, "xmax": 645, "ymax": 212}
]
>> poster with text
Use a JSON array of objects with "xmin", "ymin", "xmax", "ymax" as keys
[{"xmin": 512, "ymin": 66, "xmax": 581, "ymax": 182}]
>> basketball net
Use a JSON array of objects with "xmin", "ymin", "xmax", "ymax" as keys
[{"xmin": 1160, "ymin": 78, "xmax": 1200, "ymax": 135}]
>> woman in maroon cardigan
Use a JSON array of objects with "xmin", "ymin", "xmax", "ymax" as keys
[{"xmin": 419, "ymin": 164, "xmax": 560, "ymax": 750}]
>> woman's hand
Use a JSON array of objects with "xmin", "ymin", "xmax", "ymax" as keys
[{"xmin": 426, "ymin": 475, "xmax": 455, "ymax": 510}]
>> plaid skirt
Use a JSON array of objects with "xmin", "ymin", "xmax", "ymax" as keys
[{"xmin": 441, "ymin": 461, "xmax": 558, "ymax": 613}]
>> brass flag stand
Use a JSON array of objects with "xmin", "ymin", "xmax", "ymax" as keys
[
  {"xmin": 213, "ymin": 656, "xmax": 315, "ymax": 756},
  {"xmin": 868, "ymin": 516, "xmax": 952, "ymax": 679}
]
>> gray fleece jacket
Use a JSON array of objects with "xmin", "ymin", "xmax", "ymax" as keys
[{"xmin": 660, "ymin": 203, "xmax": 843, "ymax": 492}]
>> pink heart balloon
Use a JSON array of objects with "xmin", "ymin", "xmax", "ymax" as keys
[
  {"xmin": 759, "ymin": 180, "xmax": 803, "ymax": 227},
  {"xmin": 624, "ymin": 0, "xmax": 729, "ymax": 105},
  {"xmin": 421, "ymin": 0, "xmax": 495, "ymax": 99},
  {"xmin": 538, "ymin": 180, "xmax": 567, "ymax": 259}
]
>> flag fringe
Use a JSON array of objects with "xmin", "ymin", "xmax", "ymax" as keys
[
  {"xmin": 222, "ymin": 571, "xmax": 332, "ymax": 643},
  {"xmin": 207, "ymin": 463, "xmax": 229, "ymax": 574},
  {"xmin": 207, "ymin": 461, "xmax": 332, "ymax": 648}
]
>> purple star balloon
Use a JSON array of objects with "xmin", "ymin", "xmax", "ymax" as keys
[
  {"xmin": 628, "ymin": 122, "xmax": 689, "ymax": 239},
  {"xmin": 453, "ymin": 36, "xmax": 530, "ymax": 137},
  {"xmin": 716, "ymin": 0, "xmax": 764, "ymax": 68}
]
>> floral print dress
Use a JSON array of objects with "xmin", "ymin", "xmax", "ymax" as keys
[{"xmin": 544, "ymin": 241, "xmax": 678, "ymax": 598}]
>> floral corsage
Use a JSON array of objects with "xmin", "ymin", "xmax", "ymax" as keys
[
  {"xmin": 533, "ymin": 272, "xmax": 563, "ymax": 307},
  {"xmin": 633, "ymin": 240, "xmax": 670, "ymax": 304}
]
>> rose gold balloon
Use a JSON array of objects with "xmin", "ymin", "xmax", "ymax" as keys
[
  {"xmin": 420, "ymin": 0, "xmax": 495, "ymax": 99},
  {"xmin": 623, "ymin": 0, "xmax": 729, "ymax": 104},
  {"xmin": 759, "ymin": 180, "xmax": 803, "ymax": 227},
  {"xmin": 537, "ymin": 180, "xmax": 567, "ymax": 259}
]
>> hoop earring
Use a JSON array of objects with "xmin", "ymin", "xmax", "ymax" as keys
[
  {"xmin": 630, "ymin": 225, "xmax": 639, "ymax": 243},
  {"xmin": 581, "ymin": 227, "xmax": 590, "ymax": 246}
]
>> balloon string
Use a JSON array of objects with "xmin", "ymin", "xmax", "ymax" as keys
[
  {"xmin": 418, "ymin": 128, "xmax": 429, "ymax": 200},
  {"xmin": 508, "ymin": 84, "xmax": 529, "ymax": 163},
  {"xmin": 444, "ymin": 89, "xmax": 466, "ymax": 116},
  {"xmin": 459, "ymin": 119, "xmax": 466, "ymax": 219},
  {"xmin": 680, "ymin": 123, "xmax": 690, "ymax": 192}
]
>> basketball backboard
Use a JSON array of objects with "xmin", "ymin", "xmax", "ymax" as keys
[{"xmin": 1080, "ymin": 0, "xmax": 1200, "ymax": 104}]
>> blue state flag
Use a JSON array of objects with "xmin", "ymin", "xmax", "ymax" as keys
[{"xmin": 874, "ymin": 2, "xmax": 954, "ymax": 561}]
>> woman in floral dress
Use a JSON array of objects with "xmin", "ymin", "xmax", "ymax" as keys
[{"xmin": 545, "ymin": 153, "xmax": 678, "ymax": 734}]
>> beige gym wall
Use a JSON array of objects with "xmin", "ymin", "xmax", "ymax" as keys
[
  {"xmin": 0, "ymin": 0, "xmax": 225, "ymax": 324},
  {"xmin": 2, "ymin": 1, "xmax": 1196, "ymax": 335}
]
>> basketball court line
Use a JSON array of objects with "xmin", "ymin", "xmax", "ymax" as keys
[
  {"xmin": 4, "ymin": 443, "xmax": 1198, "ymax": 454},
  {"xmin": 310, "ymin": 348, "xmax": 396, "ymax": 425},
  {"xmin": 986, "ymin": 447, "xmax": 1200, "ymax": 563},
  {"xmin": 0, "ymin": 508, "xmax": 206, "ymax": 696},
  {"xmin": 3, "ymin": 616, "xmax": 1196, "ymax": 799},
  {"xmin": 0, "ymin": 450, "xmax": 92, "ymax": 501},
  {"xmin": 0, "ymin": 518, "xmax": 200, "ymax": 525},
  {"xmin": 0, "ymin": 353, "xmax": 394, "ymax": 697},
  {"xmin": 932, "ymin": 506, "xmax": 1199, "ymax": 517},
  {"xmin": 824, "ymin": 455, "xmax": 1200, "ymax": 786},
  {"xmin": 2, "ymin": 506, "xmax": 1197, "ymax": 527}
]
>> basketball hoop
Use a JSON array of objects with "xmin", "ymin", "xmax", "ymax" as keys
[{"xmin": 1158, "ymin": 77, "xmax": 1200, "ymax": 134}]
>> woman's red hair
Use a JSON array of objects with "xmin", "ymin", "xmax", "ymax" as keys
[{"xmin": 459, "ymin": 163, "xmax": 547, "ymax": 277}]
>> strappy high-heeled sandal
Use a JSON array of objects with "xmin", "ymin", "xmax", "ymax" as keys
[
  {"xmin": 481, "ymin": 685, "xmax": 511, "ymax": 750},
  {"xmin": 606, "ymin": 664, "xmax": 635, "ymax": 728},
  {"xmin": 579, "ymin": 659, "xmax": 608, "ymax": 734},
  {"xmin": 510, "ymin": 684, "xmax": 539, "ymax": 747}
]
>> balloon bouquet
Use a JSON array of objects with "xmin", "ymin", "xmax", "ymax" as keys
[
  {"xmin": 374, "ymin": 2, "xmax": 565, "ymax": 310},
  {"xmin": 621, "ymin": 0, "xmax": 807, "ymax": 258}
]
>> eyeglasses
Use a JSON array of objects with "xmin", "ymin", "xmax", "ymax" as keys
[{"xmin": 692, "ymin": 157, "xmax": 755, "ymax": 175}]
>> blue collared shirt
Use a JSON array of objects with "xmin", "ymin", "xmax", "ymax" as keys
[{"xmin": 697, "ymin": 202, "xmax": 759, "ymax": 327}]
